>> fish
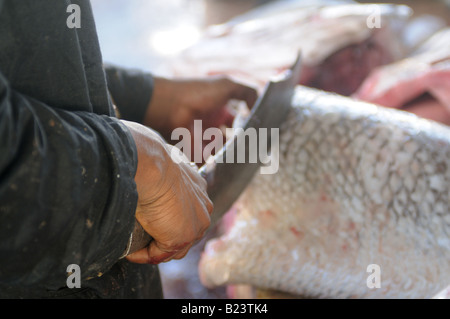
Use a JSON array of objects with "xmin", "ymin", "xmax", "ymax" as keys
[
  {"xmin": 159, "ymin": 1, "xmax": 449, "ymax": 299},
  {"xmin": 353, "ymin": 27, "xmax": 450, "ymax": 125},
  {"xmin": 169, "ymin": 1, "xmax": 411, "ymax": 95},
  {"xmin": 433, "ymin": 285, "xmax": 450, "ymax": 299},
  {"xmin": 198, "ymin": 86, "xmax": 450, "ymax": 299}
]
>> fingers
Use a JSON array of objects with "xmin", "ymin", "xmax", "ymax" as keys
[
  {"xmin": 125, "ymin": 218, "xmax": 204, "ymax": 265},
  {"xmin": 210, "ymin": 105, "xmax": 235, "ymax": 129},
  {"xmin": 224, "ymin": 78, "xmax": 258, "ymax": 110},
  {"xmin": 125, "ymin": 246, "xmax": 151, "ymax": 264},
  {"xmin": 222, "ymin": 108, "xmax": 236, "ymax": 128},
  {"xmin": 125, "ymin": 241, "xmax": 193, "ymax": 264}
]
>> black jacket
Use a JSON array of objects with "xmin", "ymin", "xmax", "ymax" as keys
[{"xmin": 0, "ymin": 0, "xmax": 162, "ymax": 298}]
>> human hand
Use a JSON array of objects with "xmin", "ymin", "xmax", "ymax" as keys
[
  {"xmin": 143, "ymin": 76, "xmax": 258, "ymax": 140},
  {"xmin": 122, "ymin": 120, "xmax": 213, "ymax": 264}
]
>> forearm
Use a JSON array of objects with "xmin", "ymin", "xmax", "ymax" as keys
[
  {"xmin": 142, "ymin": 77, "xmax": 181, "ymax": 138},
  {"xmin": 0, "ymin": 73, "xmax": 138, "ymax": 290}
]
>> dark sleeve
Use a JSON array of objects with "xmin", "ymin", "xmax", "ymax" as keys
[
  {"xmin": 104, "ymin": 65, "xmax": 154, "ymax": 124},
  {"xmin": 0, "ymin": 71, "xmax": 138, "ymax": 291}
]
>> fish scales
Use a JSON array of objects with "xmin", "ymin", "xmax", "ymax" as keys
[{"xmin": 199, "ymin": 86, "xmax": 450, "ymax": 299}]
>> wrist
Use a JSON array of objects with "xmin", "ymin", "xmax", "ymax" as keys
[{"xmin": 143, "ymin": 77, "xmax": 179, "ymax": 135}]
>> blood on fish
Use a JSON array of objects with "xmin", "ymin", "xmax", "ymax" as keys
[
  {"xmin": 347, "ymin": 221, "xmax": 356, "ymax": 231},
  {"xmin": 289, "ymin": 227, "xmax": 304, "ymax": 239}
]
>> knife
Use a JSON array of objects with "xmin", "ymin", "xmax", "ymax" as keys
[{"xmin": 125, "ymin": 53, "xmax": 302, "ymax": 256}]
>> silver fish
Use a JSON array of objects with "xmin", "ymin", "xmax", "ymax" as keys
[
  {"xmin": 199, "ymin": 86, "xmax": 450, "ymax": 299},
  {"xmin": 433, "ymin": 285, "xmax": 450, "ymax": 299}
]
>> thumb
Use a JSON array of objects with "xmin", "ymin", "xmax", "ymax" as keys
[
  {"xmin": 126, "ymin": 240, "xmax": 191, "ymax": 264},
  {"xmin": 230, "ymin": 82, "xmax": 258, "ymax": 110}
]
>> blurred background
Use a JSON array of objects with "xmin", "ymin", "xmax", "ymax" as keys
[
  {"xmin": 92, "ymin": 0, "xmax": 272, "ymax": 75},
  {"xmin": 90, "ymin": 0, "xmax": 450, "ymax": 299},
  {"xmin": 91, "ymin": 0, "xmax": 450, "ymax": 76}
]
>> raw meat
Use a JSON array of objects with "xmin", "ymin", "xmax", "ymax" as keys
[
  {"xmin": 169, "ymin": 2, "xmax": 410, "ymax": 95},
  {"xmin": 353, "ymin": 27, "xmax": 450, "ymax": 125},
  {"xmin": 199, "ymin": 86, "xmax": 450, "ymax": 299}
]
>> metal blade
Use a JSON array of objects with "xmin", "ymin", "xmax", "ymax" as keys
[{"xmin": 200, "ymin": 53, "xmax": 302, "ymax": 229}]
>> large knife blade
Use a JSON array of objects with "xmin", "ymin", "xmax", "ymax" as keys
[
  {"xmin": 200, "ymin": 53, "xmax": 302, "ymax": 229},
  {"xmin": 125, "ymin": 54, "xmax": 302, "ymax": 256}
]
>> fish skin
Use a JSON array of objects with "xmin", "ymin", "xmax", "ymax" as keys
[
  {"xmin": 433, "ymin": 285, "xmax": 450, "ymax": 299},
  {"xmin": 199, "ymin": 86, "xmax": 450, "ymax": 299}
]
